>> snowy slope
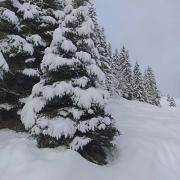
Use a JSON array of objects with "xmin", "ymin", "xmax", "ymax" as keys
[
  {"xmin": 0, "ymin": 97, "xmax": 180, "ymax": 180},
  {"xmin": 176, "ymin": 98, "xmax": 180, "ymax": 106},
  {"xmin": 161, "ymin": 96, "xmax": 180, "ymax": 107}
]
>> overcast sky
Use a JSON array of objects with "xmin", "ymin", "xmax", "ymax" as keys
[{"xmin": 95, "ymin": 0, "xmax": 180, "ymax": 97}]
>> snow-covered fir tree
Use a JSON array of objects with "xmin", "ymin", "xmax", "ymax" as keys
[
  {"xmin": 96, "ymin": 27, "xmax": 109, "ymax": 66},
  {"xmin": 107, "ymin": 43, "xmax": 113, "ymax": 58},
  {"xmin": 167, "ymin": 95, "xmax": 176, "ymax": 107},
  {"xmin": 96, "ymin": 27, "xmax": 116, "ymax": 95},
  {"xmin": 21, "ymin": 0, "xmax": 118, "ymax": 165},
  {"xmin": 118, "ymin": 46, "xmax": 133, "ymax": 100},
  {"xmin": 0, "ymin": 0, "xmax": 64, "ymax": 126},
  {"xmin": 88, "ymin": 1, "xmax": 98, "ymax": 35},
  {"xmin": 144, "ymin": 66, "xmax": 160, "ymax": 106},
  {"xmin": 88, "ymin": 3, "xmax": 115, "ymax": 96},
  {"xmin": 133, "ymin": 61, "xmax": 146, "ymax": 102},
  {"xmin": 111, "ymin": 49, "xmax": 122, "ymax": 95}
]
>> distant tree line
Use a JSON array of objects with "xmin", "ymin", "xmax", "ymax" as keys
[{"xmin": 91, "ymin": 17, "xmax": 161, "ymax": 106}]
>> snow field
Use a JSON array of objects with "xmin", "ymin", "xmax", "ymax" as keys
[{"xmin": 0, "ymin": 97, "xmax": 179, "ymax": 180}]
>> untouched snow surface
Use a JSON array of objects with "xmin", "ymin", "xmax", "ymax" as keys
[{"xmin": 0, "ymin": 97, "xmax": 180, "ymax": 180}]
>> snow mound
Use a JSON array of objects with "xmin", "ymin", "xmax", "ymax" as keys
[{"xmin": 0, "ymin": 130, "xmax": 95, "ymax": 180}]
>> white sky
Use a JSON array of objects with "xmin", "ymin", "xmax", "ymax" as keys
[{"xmin": 95, "ymin": 0, "xmax": 180, "ymax": 97}]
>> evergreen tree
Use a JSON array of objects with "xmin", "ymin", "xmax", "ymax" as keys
[
  {"xmin": 167, "ymin": 95, "xmax": 176, "ymax": 107},
  {"xmin": 133, "ymin": 61, "xmax": 146, "ymax": 102},
  {"xmin": 21, "ymin": 0, "xmax": 118, "ymax": 165},
  {"xmin": 97, "ymin": 27, "xmax": 116, "ymax": 95},
  {"xmin": 107, "ymin": 43, "xmax": 113, "ymax": 58},
  {"xmin": 104, "ymin": 43, "xmax": 119, "ymax": 96},
  {"xmin": 88, "ymin": 1, "xmax": 99, "ymax": 58},
  {"xmin": 144, "ymin": 66, "xmax": 161, "ymax": 106},
  {"xmin": 118, "ymin": 46, "xmax": 133, "ymax": 100},
  {"xmin": 88, "ymin": 3, "xmax": 115, "ymax": 96},
  {"xmin": 0, "ymin": 0, "xmax": 64, "ymax": 127},
  {"xmin": 111, "ymin": 48, "xmax": 122, "ymax": 95}
]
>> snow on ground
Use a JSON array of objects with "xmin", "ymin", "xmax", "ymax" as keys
[
  {"xmin": 0, "ymin": 97, "xmax": 180, "ymax": 180},
  {"xmin": 161, "ymin": 96, "xmax": 180, "ymax": 108},
  {"xmin": 161, "ymin": 96, "xmax": 170, "ymax": 107},
  {"xmin": 176, "ymin": 98, "xmax": 180, "ymax": 106}
]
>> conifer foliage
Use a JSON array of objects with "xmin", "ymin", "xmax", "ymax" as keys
[
  {"xmin": 167, "ymin": 95, "xmax": 176, "ymax": 107},
  {"xmin": 0, "ymin": 0, "xmax": 64, "ymax": 125},
  {"xmin": 111, "ymin": 49, "xmax": 122, "ymax": 95},
  {"xmin": 21, "ymin": 0, "xmax": 118, "ymax": 165},
  {"xmin": 110, "ymin": 46, "xmax": 161, "ymax": 106},
  {"xmin": 143, "ymin": 67, "xmax": 160, "ymax": 106},
  {"xmin": 118, "ymin": 46, "xmax": 133, "ymax": 100},
  {"xmin": 89, "ymin": 3, "xmax": 115, "ymax": 95},
  {"xmin": 133, "ymin": 61, "xmax": 146, "ymax": 102}
]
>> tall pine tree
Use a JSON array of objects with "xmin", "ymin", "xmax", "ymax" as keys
[
  {"xmin": 21, "ymin": 0, "xmax": 118, "ymax": 165},
  {"xmin": 133, "ymin": 61, "xmax": 146, "ymax": 102},
  {"xmin": 88, "ymin": 3, "xmax": 115, "ymax": 96},
  {"xmin": 0, "ymin": 0, "xmax": 64, "ymax": 129},
  {"xmin": 118, "ymin": 46, "xmax": 133, "ymax": 100},
  {"xmin": 111, "ymin": 48, "xmax": 122, "ymax": 95},
  {"xmin": 144, "ymin": 66, "xmax": 160, "ymax": 106}
]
